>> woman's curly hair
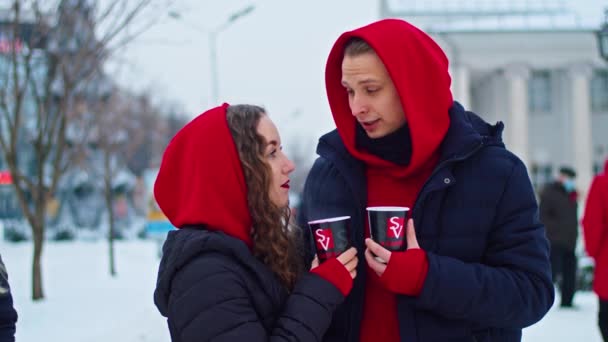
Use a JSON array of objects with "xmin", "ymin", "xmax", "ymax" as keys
[{"xmin": 226, "ymin": 104, "xmax": 303, "ymax": 290}]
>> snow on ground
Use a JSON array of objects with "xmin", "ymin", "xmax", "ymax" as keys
[
  {"xmin": 0, "ymin": 238, "xmax": 604, "ymax": 341},
  {"xmin": 524, "ymin": 290, "xmax": 603, "ymax": 341},
  {"xmin": 2, "ymin": 239, "xmax": 169, "ymax": 342}
]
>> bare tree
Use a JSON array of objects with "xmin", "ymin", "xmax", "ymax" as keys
[
  {"xmin": 87, "ymin": 86, "xmax": 185, "ymax": 276},
  {"xmin": 124, "ymin": 94, "xmax": 183, "ymax": 176},
  {"xmin": 89, "ymin": 89, "xmax": 140, "ymax": 276},
  {"xmin": 0, "ymin": 0, "xmax": 162, "ymax": 300}
]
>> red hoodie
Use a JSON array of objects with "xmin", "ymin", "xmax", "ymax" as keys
[
  {"xmin": 154, "ymin": 103, "xmax": 254, "ymax": 245},
  {"xmin": 582, "ymin": 159, "xmax": 608, "ymax": 300},
  {"xmin": 154, "ymin": 103, "xmax": 353, "ymax": 295},
  {"xmin": 325, "ymin": 19, "xmax": 453, "ymax": 341}
]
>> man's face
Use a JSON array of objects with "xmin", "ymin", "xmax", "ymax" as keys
[{"xmin": 341, "ymin": 51, "xmax": 406, "ymax": 139}]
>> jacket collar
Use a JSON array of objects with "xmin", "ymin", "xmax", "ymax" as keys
[
  {"xmin": 319, "ymin": 102, "xmax": 504, "ymax": 169},
  {"xmin": 438, "ymin": 102, "xmax": 504, "ymax": 163}
]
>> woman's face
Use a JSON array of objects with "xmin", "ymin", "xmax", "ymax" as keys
[{"xmin": 256, "ymin": 115, "xmax": 295, "ymax": 208}]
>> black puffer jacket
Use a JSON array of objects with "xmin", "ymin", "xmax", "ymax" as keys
[
  {"xmin": 154, "ymin": 228, "xmax": 345, "ymax": 342},
  {"xmin": 540, "ymin": 181, "xmax": 579, "ymax": 251},
  {"xmin": 0, "ymin": 254, "xmax": 16, "ymax": 342}
]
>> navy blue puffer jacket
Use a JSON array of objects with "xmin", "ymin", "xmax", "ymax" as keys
[{"xmin": 297, "ymin": 103, "xmax": 554, "ymax": 342}]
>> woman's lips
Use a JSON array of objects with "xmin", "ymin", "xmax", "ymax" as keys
[{"xmin": 281, "ymin": 181, "xmax": 290, "ymax": 189}]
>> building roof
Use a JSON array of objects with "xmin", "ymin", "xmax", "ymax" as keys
[{"xmin": 381, "ymin": 0, "xmax": 603, "ymax": 32}]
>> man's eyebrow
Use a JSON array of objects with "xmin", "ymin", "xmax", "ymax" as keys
[
  {"xmin": 357, "ymin": 78, "xmax": 379, "ymax": 85},
  {"xmin": 341, "ymin": 78, "xmax": 379, "ymax": 86}
]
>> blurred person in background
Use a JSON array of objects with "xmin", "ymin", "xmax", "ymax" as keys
[
  {"xmin": 582, "ymin": 158, "xmax": 608, "ymax": 341},
  {"xmin": 540, "ymin": 166, "xmax": 579, "ymax": 308},
  {"xmin": 297, "ymin": 18, "xmax": 553, "ymax": 341},
  {"xmin": 0, "ymin": 254, "xmax": 17, "ymax": 341},
  {"xmin": 153, "ymin": 103, "xmax": 358, "ymax": 341}
]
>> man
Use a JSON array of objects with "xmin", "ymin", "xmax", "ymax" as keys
[
  {"xmin": 540, "ymin": 166, "xmax": 579, "ymax": 308},
  {"xmin": 582, "ymin": 159, "xmax": 608, "ymax": 341},
  {"xmin": 297, "ymin": 19, "xmax": 553, "ymax": 341},
  {"xmin": 0, "ymin": 254, "xmax": 17, "ymax": 341}
]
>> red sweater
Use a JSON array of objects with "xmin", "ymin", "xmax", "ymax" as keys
[{"xmin": 359, "ymin": 163, "xmax": 434, "ymax": 342}]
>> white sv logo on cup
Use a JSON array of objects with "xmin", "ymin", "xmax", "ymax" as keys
[
  {"xmin": 388, "ymin": 217, "xmax": 404, "ymax": 238},
  {"xmin": 315, "ymin": 229, "xmax": 331, "ymax": 250}
]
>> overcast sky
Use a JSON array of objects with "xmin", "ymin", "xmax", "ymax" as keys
[
  {"xmin": 113, "ymin": 0, "xmax": 608, "ymax": 156},
  {"xmin": 111, "ymin": 0, "xmax": 376, "ymax": 156}
]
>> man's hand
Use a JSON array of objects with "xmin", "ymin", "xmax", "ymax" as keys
[{"xmin": 365, "ymin": 218, "xmax": 420, "ymax": 277}]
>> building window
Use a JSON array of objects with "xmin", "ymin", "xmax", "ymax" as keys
[
  {"xmin": 531, "ymin": 163, "xmax": 553, "ymax": 192},
  {"xmin": 591, "ymin": 70, "xmax": 608, "ymax": 113},
  {"xmin": 594, "ymin": 162, "xmax": 603, "ymax": 175},
  {"xmin": 528, "ymin": 71, "xmax": 552, "ymax": 113}
]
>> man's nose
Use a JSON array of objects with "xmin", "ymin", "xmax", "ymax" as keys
[{"xmin": 350, "ymin": 94, "xmax": 368, "ymax": 116}]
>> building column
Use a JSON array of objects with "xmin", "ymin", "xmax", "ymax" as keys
[
  {"xmin": 452, "ymin": 64, "xmax": 471, "ymax": 109},
  {"xmin": 568, "ymin": 64, "xmax": 593, "ymax": 199},
  {"xmin": 504, "ymin": 64, "xmax": 531, "ymax": 167}
]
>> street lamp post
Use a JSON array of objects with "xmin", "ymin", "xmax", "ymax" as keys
[
  {"xmin": 208, "ymin": 31, "xmax": 220, "ymax": 106},
  {"xmin": 209, "ymin": 5, "xmax": 255, "ymax": 104},
  {"xmin": 598, "ymin": 9, "xmax": 608, "ymax": 62},
  {"xmin": 170, "ymin": 5, "xmax": 255, "ymax": 105}
]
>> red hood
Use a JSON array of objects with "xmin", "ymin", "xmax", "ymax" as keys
[
  {"xmin": 604, "ymin": 159, "xmax": 608, "ymax": 174},
  {"xmin": 325, "ymin": 19, "xmax": 452, "ymax": 176},
  {"xmin": 154, "ymin": 103, "xmax": 253, "ymax": 246}
]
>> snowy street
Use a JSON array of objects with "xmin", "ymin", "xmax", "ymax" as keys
[
  {"xmin": 3, "ymin": 239, "xmax": 170, "ymax": 342},
  {"xmin": 1, "ymin": 239, "xmax": 603, "ymax": 341}
]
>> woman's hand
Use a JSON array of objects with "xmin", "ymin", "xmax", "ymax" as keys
[
  {"xmin": 310, "ymin": 247, "xmax": 358, "ymax": 279},
  {"xmin": 337, "ymin": 247, "xmax": 358, "ymax": 279},
  {"xmin": 310, "ymin": 255, "xmax": 320, "ymax": 270}
]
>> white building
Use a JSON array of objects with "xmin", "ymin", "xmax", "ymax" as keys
[{"xmin": 381, "ymin": 0, "xmax": 608, "ymax": 198}]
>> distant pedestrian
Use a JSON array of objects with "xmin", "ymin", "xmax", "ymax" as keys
[
  {"xmin": 582, "ymin": 158, "xmax": 608, "ymax": 341},
  {"xmin": 0, "ymin": 253, "xmax": 17, "ymax": 341},
  {"xmin": 540, "ymin": 166, "xmax": 579, "ymax": 308}
]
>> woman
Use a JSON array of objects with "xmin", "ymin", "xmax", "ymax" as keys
[{"xmin": 153, "ymin": 103, "xmax": 358, "ymax": 341}]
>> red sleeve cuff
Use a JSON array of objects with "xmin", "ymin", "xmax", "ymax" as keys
[
  {"xmin": 379, "ymin": 249, "xmax": 428, "ymax": 296},
  {"xmin": 311, "ymin": 257, "xmax": 353, "ymax": 296}
]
